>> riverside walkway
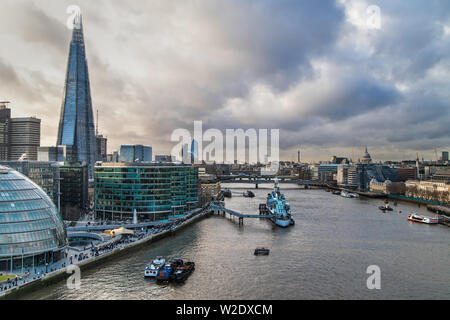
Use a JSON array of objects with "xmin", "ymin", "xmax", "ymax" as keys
[{"xmin": 0, "ymin": 207, "xmax": 210, "ymax": 298}]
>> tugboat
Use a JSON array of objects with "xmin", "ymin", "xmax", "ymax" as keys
[
  {"xmin": 408, "ymin": 214, "xmax": 439, "ymax": 224},
  {"xmin": 266, "ymin": 179, "xmax": 295, "ymax": 227},
  {"xmin": 174, "ymin": 261, "xmax": 195, "ymax": 283},
  {"xmin": 243, "ymin": 190, "xmax": 255, "ymax": 198},
  {"xmin": 144, "ymin": 256, "xmax": 166, "ymax": 277}
]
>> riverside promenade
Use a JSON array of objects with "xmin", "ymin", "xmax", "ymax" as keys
[{"xmin": 0, "ymin": 207, "xmax": 211, "ymax": 299}]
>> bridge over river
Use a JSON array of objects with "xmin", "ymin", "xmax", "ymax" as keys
[{"xmin": 218, "ymin": 175, "xmax": 326, "ymax": 189}]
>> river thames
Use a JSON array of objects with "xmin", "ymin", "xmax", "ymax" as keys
[{"xmin": 20, "ymin": 184, "xmax": 449, "ymax": 300}]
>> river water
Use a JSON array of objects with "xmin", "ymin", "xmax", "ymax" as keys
[{"xmin": 20, "ymin": 184, "xmax": 449, "ymax": 300}]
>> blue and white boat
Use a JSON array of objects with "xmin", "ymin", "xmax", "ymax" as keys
[
  {"xmin": 144, "ymin": 256, "xmax": 166, "ymax": 277},
  {"xmin": 266, "ymin": 179, "xmax": 295, "ymax": 228}
]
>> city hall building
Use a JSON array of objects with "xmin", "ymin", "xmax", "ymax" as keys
[
  {"xmin": 0, "ymin": 166, "xmax": 67, "ymax": 273},
  {"xmin": 94, "ymin": 163, "xmax": 198, "ymax": 221}
]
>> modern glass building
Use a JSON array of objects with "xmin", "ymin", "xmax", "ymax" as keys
[
  {"xmin": 119, "ymin": 145, "xmax": 152, "ymax": 163},
  {"xmin": 0, "ymin": 166, "xmax": 67, "ymax": 273},
  {"xmin": 0, "ymin": 161, "xmax": 60, "ymax": 207},
  {"xmin": 57, "ymin": 15, "xmax": 96, "ymax": 178},
  {"xmin": 95, "ymin": 163, "xmax": 198, "ymax": 221}
]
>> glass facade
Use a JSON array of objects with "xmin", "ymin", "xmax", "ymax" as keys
[
  {"xmin": 119, "ymin": 145, "xmax": 152, "ymax": 163},
  {"xmin": 95, "ymin": 164, "xmax": 198, "ymax": 221},
  {"xmin": 0, "ymin": 165, "xmax": 67, "ymax": 272},
  {"xmin": 57, "ymin": 18, "xmax": 96, "ymax": 178}
]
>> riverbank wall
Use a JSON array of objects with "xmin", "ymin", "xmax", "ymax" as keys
[{"xmin": 0, "ymin": 209, "xmax": 212, "ymax": 300}]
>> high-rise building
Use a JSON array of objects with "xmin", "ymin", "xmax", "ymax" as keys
[
  {"xmin": 119, "ymin": 145, "xmax": 152, "ymax": 162},
  {"xmin": 442, "ymin": 151, "xmax": 449, "ymax": 162},
  {"xmin": 181, "ymin": 143, "xmax": 189, "ymax": 164},
  {"xmin": 191, "ymin": 139, "xmax": 199, "ymax": 164},
  {"xmin": 96, "ymin": 134, "xmax": 107, "ymax": 161},
  {"xmin": 59, "ymin": 163, "xmax": 89, "ymax": 221},
  {"xmin": 0, "ymin": 103, "xmax": 41, "ymax": 161},
  {"xmin": 0, "ymin": 103, "xmax": 10, "ymax": 160},
  {"xmin": 56, "ymin": 15, "xmax": 96, "ymax": 178},
  {"xmin": 0, "ymin": 160, "xmax": 60, "ymax": 206},
  {"xmin": 9, "ymin": 117, "xmax": 41, "ymax": 160}
]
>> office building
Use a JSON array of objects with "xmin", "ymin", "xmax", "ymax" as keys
[
  {"xmin": 347, "ymin": 163, "xmax": 398, "ymax": 191},
  {"xmin": 337, "ymin": 165, "xmax": 350, "ymax": 185},
  {"xmin": 119, "ymin": 145, "xmax": 152, "ymax": 163},
  {"xmin": 9, "ymin": 117, "xmax": 41, "ymax": 161},
  {"xmin": 155, "ymin": 155, "xmax": 175, "ymax": 163},
  {"xmin": 0, "ymin": 103, "xmax": 41, "ymax": 161},
  {"xmin": 396, "ymin": 167, "xmax": 417, "ymax": 182},
  {"xmin": 96, "ymin": 134, "xmax": 107, "ymax": 162},
  {"xmin": 95, "ymin": 163, "xmax": 198, "ymax": 221},
  {"xmin": 59, "ymin": 163, "xmax": 89, "ymax": 221},
  {"xmin": 191, "ymin": 139, "xmax": 199, "ymax": 164},
  {"xmin": 0, "ymin": 161, "xmax": 60, "ymax": 207},
  {"xmin": 56, "ymin": 15, "xmax": 96, "ymax": 178},
  {"xmin": 442, "ymin": 151, "xmax": 449, "ymax": 162}
]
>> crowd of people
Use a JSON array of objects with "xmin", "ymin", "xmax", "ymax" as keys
[{"xmin": 0, "ymin": 207, "xmax": 208, "ymax": 296}]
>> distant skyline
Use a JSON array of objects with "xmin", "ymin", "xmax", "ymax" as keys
[{"xmin": 0, "ymin": 0, "xmax": 449, "ymax": 162}]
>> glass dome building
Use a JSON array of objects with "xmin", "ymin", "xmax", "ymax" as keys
[{"xmin": 0, "ymin": 165, "xmax": 67, "ymax": 273}]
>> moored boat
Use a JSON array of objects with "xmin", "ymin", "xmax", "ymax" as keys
[
  {"xmin": 243, "ymin": 190, "xmax": 255, "ymax": 198},
  {"xmin": 408, "ymin": 214, "xmax": 439, "ymax": 224},
  {"xmin": 144, "ymin": 256, "xmax": 166, "ymax": 277},
  {"xmin": 156, "ymin": 258, "xmax": 185, "ymax": 282},
  {"xmin": 379, "ymin": 203, "xmax": 393, "ymax": 211},
  {"xmin": 266, "ymin": 179, "xmax": 295, "ymax": 227},
  {"xmin": 174, "ymin": 261, "xmax": 195, "ymax": 283},
  {"xmin": 223, "ymin": 189, "xmax": 232, "ymax": 198}
]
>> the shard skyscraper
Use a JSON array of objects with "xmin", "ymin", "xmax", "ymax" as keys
[{"xmin": 57, "ymin": 15, "xmax": 96, "ymax": 178}]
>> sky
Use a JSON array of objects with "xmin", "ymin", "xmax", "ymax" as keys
[{"xmin": 0, "ymin": 0, "xmax": 449, "ymax": 163}]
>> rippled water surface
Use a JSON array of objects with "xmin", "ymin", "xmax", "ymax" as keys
[{"xmin": 21, "ymin": 185, "xmax": 450, "ymax": 300}]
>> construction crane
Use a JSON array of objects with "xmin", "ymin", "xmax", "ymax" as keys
[{"xmin": 434, "ymin": 148, "xmax": 439, "ymax": 162}]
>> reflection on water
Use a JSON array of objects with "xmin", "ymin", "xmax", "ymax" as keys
[{"xmin": 21, "ymin": 184, "xmax": 450, "ymax": 300}]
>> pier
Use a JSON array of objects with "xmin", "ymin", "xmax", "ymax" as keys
[{"xmin": 209, "ymin": 201, "xmax": 275, "ymax": 226}]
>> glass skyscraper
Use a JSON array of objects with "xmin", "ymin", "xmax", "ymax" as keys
[{"xmin": 57, "ymin": 15, "xmax": 96, "ymax": 178}]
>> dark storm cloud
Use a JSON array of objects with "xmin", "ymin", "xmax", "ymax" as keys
[
  {"xmin": 0, "ymin": 58, "xmax": 46, "ymax": 104},
  {"xmin": 15, "ymin": 2, "xmax": 68, "ymax": 54},
  {"xmin": 0, "ymin": 0, "xmax": 449, "ymax": 160}
]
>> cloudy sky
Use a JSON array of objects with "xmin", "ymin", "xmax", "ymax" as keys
[{"xmin": 0, "ymin": 0, "xmax": 449, "ymax": 162}]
